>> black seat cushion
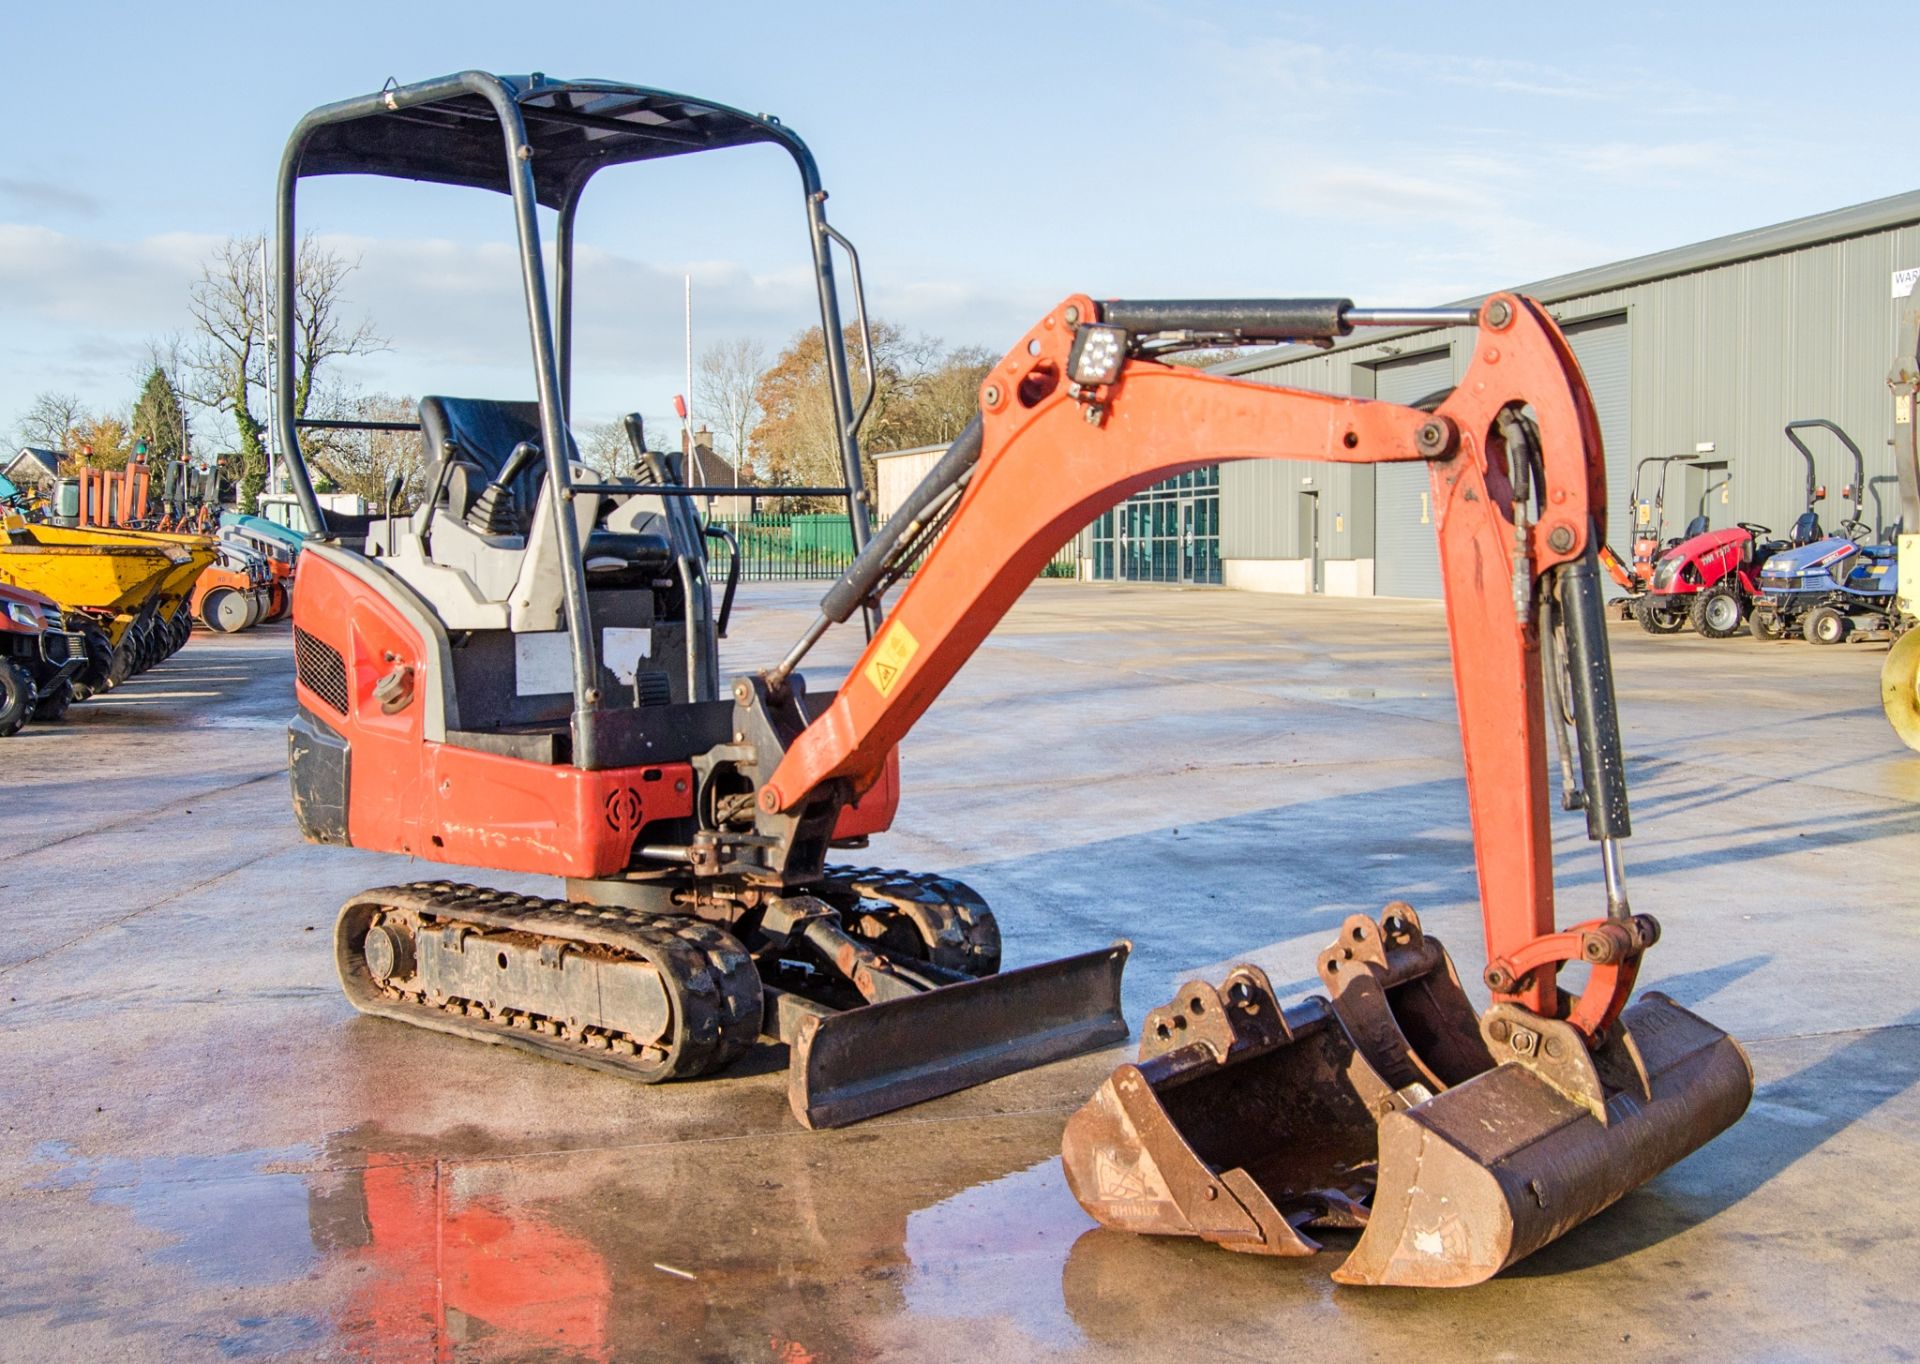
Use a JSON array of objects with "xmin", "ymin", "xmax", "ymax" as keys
[
  {"xmin": 583, "ymin": 529, "xmax": 674, "ymax": 576},
  {"xmin": 418, "ymin": 397, "xmax": 568, "ymax": 535}
]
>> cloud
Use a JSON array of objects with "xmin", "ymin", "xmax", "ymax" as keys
[{"xmin": 0, "ymin": 178, "xmax": 103, "ymax": 218}]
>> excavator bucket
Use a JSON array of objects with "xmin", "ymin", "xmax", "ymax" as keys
[
  {"xmin": 1061, "ymin": 964, "xmax": 1388, "ymax": 1255},
  {"xmin": 1337, "ymin": 990, "xmax": 1752, "ymax": 1286},
  {"xmin": 785, "ymin": 941, "xmax": 1131, "ymax": 1129},
  {"xmin": 1063, "ymin": 909, "xmax": 1753, "ymax": 1286}
]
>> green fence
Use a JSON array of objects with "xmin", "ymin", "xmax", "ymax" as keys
[{"xmin": 707, "ymin": 512, "xmax": 1080, "ymax": 583}]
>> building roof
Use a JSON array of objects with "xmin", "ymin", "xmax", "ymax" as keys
[
  {"xmin": 5, "ymin": 448, "xmax": 61, "ymax": 482},
  {"xmin": 1213, "ymin": 186, "xmax": 1920, "ymax": 375},
  {"xmin": 872, "ymin": 443, "xmax": 947, "ymax": 462},
  {"xmin": 685, "ymin": 441, "xmax": 754, "ymax": 489}
]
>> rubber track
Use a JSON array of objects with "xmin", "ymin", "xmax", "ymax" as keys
[{"xmin": 336, "ymin": 881, "xmax": 762, "ymax": 1082}]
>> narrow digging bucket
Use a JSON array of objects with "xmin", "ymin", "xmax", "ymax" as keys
[
  {"xmin": 1333, "ymin": 990, "xmax": 1752, "ymax": 1287},
  {"xmin": 787, "ymin": 941, "xmax": 1130, "ymax": 1129},
  {"xmin": 1061, "ymin": 965, "xmax": 1400, "ymax": 1255}
]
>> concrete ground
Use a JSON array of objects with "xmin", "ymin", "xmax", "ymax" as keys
[{"xmin": 2, "ymin": 583, "xmax": 1916, "ymax": 1363}]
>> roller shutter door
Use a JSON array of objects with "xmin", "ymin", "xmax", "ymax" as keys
[
  {"xmin": 1563, "ymin": 315, "xmax": 1631, "ymax": 595},
  {"xmin": 1371, "ymin": 349, "xmax": 1455, "ymax": 598}
]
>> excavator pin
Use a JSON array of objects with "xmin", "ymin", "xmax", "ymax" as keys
[{"xmin": 1062, "ymin": 906, "xmax": 1752, "ymax": 1286}]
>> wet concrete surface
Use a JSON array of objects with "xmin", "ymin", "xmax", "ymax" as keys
[{"xmin": 1, "ymin": 585, "xmax": 1916, "ymax": 1361}]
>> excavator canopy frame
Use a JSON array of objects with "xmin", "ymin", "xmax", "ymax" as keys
[{"xmin": 272, "ymin": 72, "xmax": 877, "ymax": 761}]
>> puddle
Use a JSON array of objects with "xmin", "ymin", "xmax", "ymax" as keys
[
  {"xmin": 903, "ymin": 1157, "xmax": 1090, "ymax": 1349},
  {"xmin": 33, "ymin": 1140, "xmax": 322, "ymax": 1288}
]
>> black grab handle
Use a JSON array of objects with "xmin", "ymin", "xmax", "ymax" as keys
[{"xmin": 1098, "ymin": 298, "xmax": 1354, "ymax": 341}]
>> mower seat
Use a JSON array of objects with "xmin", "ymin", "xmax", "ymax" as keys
[{"xmin": 1788, "ymin": 511, "xmax": 1824, "ymax": 546}]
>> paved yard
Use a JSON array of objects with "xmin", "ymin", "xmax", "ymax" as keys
[{"xmin": 1, "ymin": 583, "xmax": 1915, "ymax": 1361}]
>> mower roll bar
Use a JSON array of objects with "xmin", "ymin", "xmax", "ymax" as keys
[
  {"xmin": 273, "ymin": 72, "xmax": 877, "ymax": 765},
  {"xmin": 1784, "ymin": 418, "xmax": 1865, "ymax": 520}
]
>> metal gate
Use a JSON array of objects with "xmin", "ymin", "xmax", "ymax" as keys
[{"xmin": 1371, "ymin": 349, "xmax": 1456, "ymax": 598}]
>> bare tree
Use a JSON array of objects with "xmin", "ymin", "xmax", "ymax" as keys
[
  {"xmin": 581, "ymin": 416, "xmax": 683, "ymax": 479},
  {"xmin": 302, "ymin": 392, "xmax": 425, "ymax": 510},
  {"xmin": 186, "ymin": 235, "xmax": 383, "ymax": 511},
  {"xmin": 13, "ymin": 391, "xmax": 87, "ymax": 452},
  {"xmin": 695, "ymin": 338, "xmax": 768, "ymax": 476}
]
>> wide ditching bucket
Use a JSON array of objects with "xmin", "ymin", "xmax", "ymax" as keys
[{"xmin": 1062, "ymin": 906, "xmax": 1751, "ymax": 1287}]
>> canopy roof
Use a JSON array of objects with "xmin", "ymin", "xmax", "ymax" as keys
[{"xmin": 292, "ymin": 75, "xmax": 797, "ymax": 208}]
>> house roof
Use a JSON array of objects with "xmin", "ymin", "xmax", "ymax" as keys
[{"xmin": 5, "ymin": 448, "xmax": 61, "ymax": 481}]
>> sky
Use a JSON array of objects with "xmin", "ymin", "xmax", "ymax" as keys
[{"xmin": 1, "ymin": 0, "xmax": 1913, "ymax": 453}]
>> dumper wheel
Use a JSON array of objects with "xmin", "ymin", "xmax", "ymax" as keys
[
  {"xmin": 1804, "ymin": 606, "xmax": 1849, "ymax": 645},
  {"xmin": 1632, "ymin": 596, "xmax": 1687, "ymax": 634},
  {"xmin": 107, "ymin": 639, "xmax": 135, "ymax": 689},
  {"xmin": 0, "ymin": 660, "xmax": 31, "ymax": 737},
  {"xmin": 70, "ymin": 623, "xmax": 113, "ymax": 699},
  {"xmin": 1689, "ymin": 584, "xmax": 1745, "ymax": 638},
  {"xmin": 31, "ymin": 681, "xmax": 72, "ymax": 722}
]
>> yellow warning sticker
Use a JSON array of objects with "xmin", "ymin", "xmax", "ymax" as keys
[{"xmin": 864, "ymin": 621, "xmax": 920, "ymax": 698}]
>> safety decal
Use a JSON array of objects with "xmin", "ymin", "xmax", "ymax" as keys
[{"xmin": 864, "ymin": 621, "xmax": 920, "ymax": 698}]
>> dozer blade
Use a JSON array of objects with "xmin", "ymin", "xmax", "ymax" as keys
[
  {"xmin": 1062, "ymin": 966, "xmax": 1400, "ymax": 1255},
  {"xmin": 1334, "ymin": 991, "xmax": 1753, "ymax": 1287},
  {"xmin": 785, "ymin": 941, "xmax": 1130, "ymax": 1129}
]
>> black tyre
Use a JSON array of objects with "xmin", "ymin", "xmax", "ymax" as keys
[
  {"xmin": 107, "ymin": 638, "xmax": 135, "ymax": 688},
  {"xmin": 31, "ymin": 681, "xmax": 72, "ymax": 722},
  {"xmin": 1689, "ymin": 584, "xmax": 1745, "ymax": 638},
  {"xmin": 1633, "ymin": 596, "xmax": 1688, "ymax": 635},
  {"xmin": 1749, "ymin": 609, "xmax": 1787, "ymax": 641},
  {"xmin": 0, "ymin": 660, "xmax": 31, "ymax": 737},
  {"xmin": 73, "ymin": 622, "xmax": 114, "ymax": 695},
  {"xmin": 1804, "ymin": 605, "xmax": 1849, "ymax": 645}
]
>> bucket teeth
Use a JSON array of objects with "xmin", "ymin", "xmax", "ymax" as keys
[{"xmin": 1061, "ymin": 909, "xmax": 1754, "ymax": 1287}]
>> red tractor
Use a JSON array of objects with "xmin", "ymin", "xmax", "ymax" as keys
[{"xmin": 1619, "ymin": 421, "xmax": 1847, "ymax": 636}]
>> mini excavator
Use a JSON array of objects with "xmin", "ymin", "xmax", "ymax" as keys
[{"xmin": 280, "ymin": 73, "xmax": 1749, "ymax": 1286}]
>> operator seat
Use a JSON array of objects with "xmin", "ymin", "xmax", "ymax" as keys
[
  {"xmin": 415, "ymin": 395, "xmax": 673, "ymax": 567},
  {"xmin": 1788, "ymin": 511, "xmax": 1823, "ymax": 545},
  {"xmin": 418, "ymin": 396, "xmax": 550, "ymax": 532}
]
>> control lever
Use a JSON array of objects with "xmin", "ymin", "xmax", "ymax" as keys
[{"xmin": 464, "ymin": 441, "xmax": 542, "ymax": 536}]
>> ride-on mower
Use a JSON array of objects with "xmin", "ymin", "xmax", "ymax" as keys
[
  {"xmin": 280, "ymin": 74, "xmax": 1748, "ymax": 1286},
  {"xmin": 1619, "ymin": 423, "xmax": 1837, "ymax": 638},
  {"xmin": 1749, "ymin": 420, "xmax": 1889, "ymax": 642}
]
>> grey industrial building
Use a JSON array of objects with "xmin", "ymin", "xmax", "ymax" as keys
[{"xmin": 1087, "ymin": 189, "xmax": 1920, "ymax": 597}]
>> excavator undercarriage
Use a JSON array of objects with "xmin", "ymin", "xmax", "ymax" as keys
[{"xmin": 278, "ymin": 71, "xmax": 1750, "ymax": 1288}]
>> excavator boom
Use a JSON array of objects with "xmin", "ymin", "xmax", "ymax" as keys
[{"xmin": 746, "ymin": 291, "xmax": 1749, "ymax": 1285}]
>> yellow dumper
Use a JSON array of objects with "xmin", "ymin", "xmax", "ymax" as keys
[{"xmin": 0, "ymin": 513, "xmax": 191, "ymax": 692}]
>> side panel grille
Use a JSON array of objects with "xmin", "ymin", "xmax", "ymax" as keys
[{"xmin": 295, "ymin": 627, "xmax": 351, "ymax": 716}]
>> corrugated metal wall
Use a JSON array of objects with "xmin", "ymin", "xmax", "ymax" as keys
[
  {"xmin": 1372, "ymin": 350, "xmax": 1456, "ymax": 597},
  {"xmin": 1219, "ymin": 219, "xmax": 1920, "ymax": 572},
  {"xmin": 1219, "ymin": 350, "xmax": 1376, "ymax": 561},
  {"xmin": 1549, "ymin": 223, "xmax": 1920, "ymax": 537}
]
